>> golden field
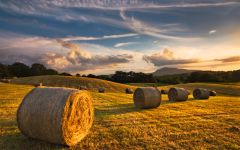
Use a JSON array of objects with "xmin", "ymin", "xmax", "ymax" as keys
[{"xmin": 0, "ymin": 76, "xmax": 240, "ymax": 149}]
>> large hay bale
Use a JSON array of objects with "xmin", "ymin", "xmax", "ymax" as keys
[
  {"xmin": 168, "ymin": 87, "xmax": 189, "ymax": 101},
  {"xmin": 193, "ymin": 88, "xmax": 210, "ymax": 99},
  {"xmin": 209, "ymin": 90, "xmax": 217, "ymax": 96},
  {"xmin": 133, "ymin": 87, "xmax": 161, "ymax": 109},
  {"xmin": 98, "ymin": 87, "xmax": 105, "ymax": 93},
  {"xmin": 17, "ymin": 87, "xmax": 94, "ymax": 146},
  {"xmin": 125, "ymin": 88, "xmax": 133, "ymax": 94}
]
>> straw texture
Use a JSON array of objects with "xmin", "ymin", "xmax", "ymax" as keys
[
  {"xmin": 168, "ymin": 87, "xmax": 189, "ymax": 101},
  {"xmin": 133, "ymin": 87, "xmax": 161, "ymax": 109},
  {"xmin": 17, "ymin": 87, "xmax": 94, "ymax": 146},
  {"xmin": 193, "ymin": 88, "xmax": 210, "ymax": 99}
]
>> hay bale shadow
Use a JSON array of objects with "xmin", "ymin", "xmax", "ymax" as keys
[{"xmin": 0, "ymin": 132, "xmax": 66, "ymax": 149}]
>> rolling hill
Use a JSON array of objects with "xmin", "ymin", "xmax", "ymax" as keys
[
  {"xmin": 153, "ymin": 67, "xmax": 200, "ymax": 76},
  {"xmin": 11, "ymin": 75, "xmax": 136, "ymax": 92}
]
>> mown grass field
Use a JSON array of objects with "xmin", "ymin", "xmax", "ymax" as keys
[
  {"xmin": 11, "ymin": 75, "xmax": 136, "ymax": 93},
  {"xmin": 0, "ymin": 77, "xmax": 240, "ymax": 149}
]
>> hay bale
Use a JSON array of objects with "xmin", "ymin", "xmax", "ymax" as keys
[
  {"xmin": 17, "ymin": 87, "xmax": 94, "ymax": 146},
  {"xmin": 209, "ymin": 90, "xmax": 217, "ymax": 96},
  {"xmin": 168, "ymin": 87, "xmax": 189, "ymax": 101},
  {"xmin": 33, "ymin": 83, "xmax": 42, "ymax": 87},
  {"xmin": 98, "ymin": 87, "xmax": 105, "ymax": 93},
  {"xmin": 79, "ymin": 86, "xmax": 87, "ymax": 90},
  {"xmin": 193, "ymin": 88, "xmax": 210, "ymax": 99},
  {"xmin": 133, "ymin": 87, "xmax": 161, "ymax": 109},
  {"xmin": 125, "ymin": 88, "xmax": 133, "ymax": 94},
  {"xmin": 0, "ymin": 79, "xmax": 11, "ymax": 83},
  {"xmin": 161, "ymin": 89, "xmax": 168, "ymax": 94}
]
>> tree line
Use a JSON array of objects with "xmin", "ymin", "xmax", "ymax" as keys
[
  {"xmin": 1, "ymin": 62, "xmax": 240, "ymax": 84},
  {"xmin": 85, "ymin": 70, "xmax": 240, "ymax": 84},
  {"xmin": 0, "ymin": 62, "xmax": 71, "ymax": 78}
]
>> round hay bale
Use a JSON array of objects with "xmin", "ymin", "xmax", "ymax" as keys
[
  {"xmin": 33, "ymin": 83, "xmax": 42, "ymax": 87},
  {"xmin": 168, "ymin": 87, "xmax": 189, "ymax": 101},
  {"xmin": 0, "ymin": 79, "xmax": 11, "ymax": 83},
  {"xmin": 133, "ymin": 87, "xmax": 161, "ymax": 109},
  {"xmin": 193, "ymin": 88, "xmax": 210, "ymax": 99},
  {"xmin": 161, "ymin": 89, "xmax": 168, "ymax": 94},
  {"xmin": 125, "ymin": 88, "xmax": 133, "ymax": 94},
  {"xmin": 98, "ymin": 87, "xmax": 105, "ymax": 93},
  {"xmin": 209, "ymin": 90, "xmax": 217, "ymax": 96},
  {"xmin": 79, "ymin": 86, "xmax": 87, "ymax": 90},
  {"xmin": 17, "ymin": 87, "xmax": 94, "ymax": 146}
]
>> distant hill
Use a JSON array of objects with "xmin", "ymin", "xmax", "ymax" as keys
[
  {"xmin": 11, "ymin": 75, "xmax": 136, "ymax": 92},
  {"xmin": 153, "ymin": 67, "xmax": 200, "ymax": 76}
]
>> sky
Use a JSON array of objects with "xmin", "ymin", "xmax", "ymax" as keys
[{"xmin": 0, "ymin": 0, "xmax": 240, "ymax": 75}]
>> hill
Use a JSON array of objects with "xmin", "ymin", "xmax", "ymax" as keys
[
  {"xmin": 11, "ymin": 75, "xmax": 136, "ymax": 92},
  {"xmin": 0, "ymin": 83, "xmax": 239, "ymax": 149},
  {"xmin": 153, "ymin": 67, "xmax": 200, "ymax": 76}
]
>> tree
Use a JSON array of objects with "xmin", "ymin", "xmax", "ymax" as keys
[
  {"xmin": 0, "ymin": 63, "xmax": 10, "ymax": 78},
  {"xmin": 76, "ymin": 73, "xmax": 81, "ymax": 77},
  {"xmin": 60, "ymin": 72, "xmax": 72, "ymax": 76},
  {"xmin": 45, "ymin": 69, "xmax": 58, "ymax": 75},
  {"xmin": 31, "ymin": 63, "xmax": 47, "ymax": 76},
  {"xmin": 87, "ymin": 74, "xmax": 96, "ymax": 78},
  {"xmin": 9, "ymin": 62, "xmax": 31, "ymax": 77}
]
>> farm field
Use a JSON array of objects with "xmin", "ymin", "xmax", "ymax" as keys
[{"xmin": 0, "ymin": 77, "xmax": 240, "ymax": 149}]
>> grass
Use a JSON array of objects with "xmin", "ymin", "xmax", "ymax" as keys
[
  {"xmin": 0, "ymin": 79, "xmax": 240, "ymax": 149},
  {"xmin": 11, "ymin": 75, "xmax": 136, "ymax": 93}
]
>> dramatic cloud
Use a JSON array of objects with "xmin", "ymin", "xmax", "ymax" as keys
[
  {"xmin": 0, "ymin": 33, "xmax": 133, "ymax": 73},
  {"xmin": 143, "ymin": 49, "xmax": 199, "ymax": 66},
  {"xmin": 0, "ymin": 1, "xmax": 240, "ymax": 73},
  {"xmin": 215, "ymin": 56, "xmax": 240, "ymax": 63}
]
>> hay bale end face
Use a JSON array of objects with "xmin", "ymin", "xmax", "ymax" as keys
[
  {"xmin": 125, "ymin": 88, "xmax": 133, "ymax": 94},
  {"xmin": 168, "ymin": 87, "xmax": 189, "ymax": 101},
  {"xmin": 133, "ymin": 87, "xmax": 161, "ymax": 109},
  {"xmin": 98, "ymin": 87, "xmax": 105, "ymax": 93},
  {"xmin": 209, "ymin": 90, "xmax": 217, "ymax": 96},
  {"xmin": 17, "ymin": 87, "xmax": 94, "ymax": 146},
  {"xmin": 193, "ymin": 88, "xmax": 210, "ymax": 99}
]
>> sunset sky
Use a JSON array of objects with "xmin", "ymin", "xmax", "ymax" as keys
[{"xmin": 0, "ymin": 0, "xmax": 240, "ymax": 74}]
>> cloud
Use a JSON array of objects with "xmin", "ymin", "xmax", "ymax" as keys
[
  {"xmin": 60, "ymin": 33, "xmax": 138, "ymax": 42},
  {"xmin": 0, "ymin": 32, "xmax": 133, "ymax": 73},
  {"xmin": 209, "ymin": 30, "xmax": 217, "ymax": 34},
  {"xmin": 143, "ymin": 48, "xmax": 199, "ymax": 66},
  {"xmin": 215, "ymin": 56, "xmax": 240, "ymax": 63},
  {"xmin": 119, "ymin": 9, "xmax": 201, "ymax": 42},
  {"xmin": 114, "ymin": 42, "xmax": 137, "ymax": 48},
  {"xmin": 0, "ymin": 1, "xmax": 238, "ymax": 13}
]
